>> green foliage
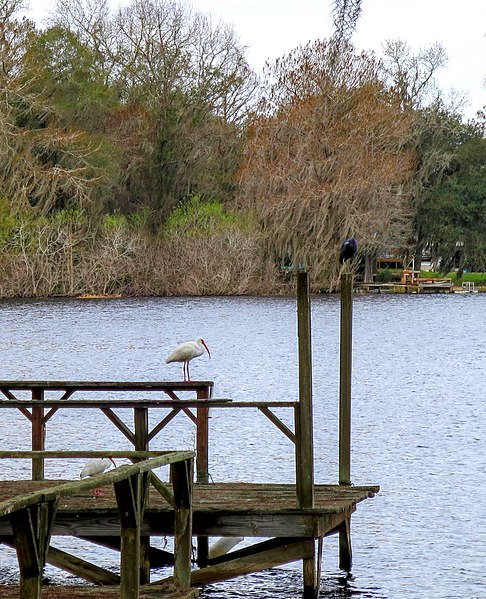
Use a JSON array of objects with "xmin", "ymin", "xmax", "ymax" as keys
[
  {"xmin": 26, "ymin": 26, "xmax": 117, "ymax": 130},
  {"xmin": 375, "ymin": 268, "xmax": 393, "ymax": 283},
  {"xmin": 0, "ymin": 197, "xmax": 17, "ymax": 244},
  {"xmin": 128, "ymin": 208, "xmax": 153, "ymax": 229},
  {"xmin": 164, "ymin": 194, "xmax": 238, "ymax": 236},
  {"xmin": 418, "ymin": 134, "xmax": 486, "ymax": 272},
  {"xmin": 454, "ymin": 272, "xmax": 486, "ymax": 284},
  {"xmin": 102, "ymin": 208, "xmax": 154, "ymax": 231}
]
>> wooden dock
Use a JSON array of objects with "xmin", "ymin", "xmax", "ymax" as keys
[{"xmin": 0, "ymin": 271, "xmax": 379, "ymax": 598}]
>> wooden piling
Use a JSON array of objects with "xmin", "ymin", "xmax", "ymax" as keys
[
  {"xmin": 114, "ymin": 474, "xmax": 143, "ymax": 599},
  {"xmin": 296, "ymin": 270, "xmax": 314, "ymax": 510},
  {"xmin": 296, "ymin": 270, "xmax": 318, "ymax": 598},
  {"xmin": 171, "ymin": 458, "xmax": 194, "ymax": 590},
  {"xmin": 10, "ymin": 498, "xmax": 58, "ymax": 599},
  {"xmin": 134, "ymin": 407, "xmax": 150, "ymax": 584},
  {"xmin": 338, "ymin": 518, "xmax": 353, "ymax": 572},
  {"xmin": 339, "ymin": 273, "xmax": 353, "ymax": 486},
  {"xmin": 196, "ymin": 386, "xmax": 210, "ymax": 567}
]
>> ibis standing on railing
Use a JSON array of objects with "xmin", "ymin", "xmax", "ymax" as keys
[{"xmin": 166, "ymin": 338, "xmax": 211, "ymax": 381}]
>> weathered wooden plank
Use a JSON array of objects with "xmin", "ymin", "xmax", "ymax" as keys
[
  {"xmin": 0, "ymin": 450, "xmax": 187, "ymax": 460},
  {"xmin": 48, "ymin": 546, "xmax": 121, "ymax": 585},
  {"xmin": 0, "ymin": 380, "xmax": 213, "ymax": 390},
  {"xmin": 78, "ymin": 536, "xmax": 174, "ymax": 566},
  {"xmin": 0, "ymin": 537, "xmax": 120, "ymax": 584},
  {"xmin": 0, "ymin": 399, "xmax": 293, "ymax": 409},
  {"xmin": 0, "ymin": 453, "xmax": 194, "ymax": 518},
  {"xmin": 189, "ymin": 538, "xmax": 314, "ymax": 585},
  {"xmin": 0, "ymin": 481, "xmax": 378, "ymax": 513},
  {"xmin": 206, "ymin": 536, "xmax": 303, "ymax": 566}
]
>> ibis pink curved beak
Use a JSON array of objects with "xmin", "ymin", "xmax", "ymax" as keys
[{"xmin": 202, "ymin": 340, "xmax": 211, "ymax": 359}]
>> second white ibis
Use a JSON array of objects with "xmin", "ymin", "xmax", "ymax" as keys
[
  {"xmin": 80, "ymin": 457, "xmax": 116, "ymax": 496},
  {"xmin": 166, "ymin": 338, "xmax": 211, "ymax": 381}
]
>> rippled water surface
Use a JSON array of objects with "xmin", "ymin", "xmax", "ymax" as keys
[{"xmin": 0, "ymin": 293, "xmax": 485, "ymax": 598}]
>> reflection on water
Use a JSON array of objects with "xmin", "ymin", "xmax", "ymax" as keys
[{"xmin": 0, "ymin": 294, "xmax": 485, "ymax": 598}]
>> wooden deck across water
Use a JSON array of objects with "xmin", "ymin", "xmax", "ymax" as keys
[
  {"xmin": 0, "ymin": 481, "xmax": 378, "ymax": 539},
  {"xmin": 0, "ymin": 480, "xmax": 377, "ymax": 597}
]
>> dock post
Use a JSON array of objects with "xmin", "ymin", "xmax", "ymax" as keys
[
  {"xmin": 296, "ymin": 269, "xmax": 314, "ymax": 508},
  {"xmin": 296, "ymin": 270, "xmax": 317, "ymax": 598},
  {"xmin": 338, "ymin": 518, "xmax": 353, "ymax": 571},
  {"xmin": 339, "ymin": 272, "xmax": 354, "ymax": 573},
  {"xmin": 134, "ymin": 407, "xmax": 150, "ymax": 584},
  {"xmin": 339, "ymin": 272, "xmax": 353, "ymax": 486},
  {"xmin": 171, "ymin": 457, "xmax": 194, "ymax": 590},
  {"xmin": 196, "ymin": 385, "xmax": 210, "ymax": 566},
  {"xmin": 11, "ymin": 498, "xmax": 58, "ymax": 599},
  {"xmin": 31, "ymin": 387, "xmax": 45, "ymax": 481},
  {"xmin": 115, "ymin": 473, "xmax": 144, "ymax": 599}
]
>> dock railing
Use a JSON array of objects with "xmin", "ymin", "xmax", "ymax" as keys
[
  {"xmin": 0, "ymin": 386, "xmax": 309, "ymax": 503},
  {"xmin": 0, "ymin": 384, "xmax": 310, "ymax": 568},
  {"xmin": 0, "ymin": 450, "xmax": 194, "ymax": 599}
]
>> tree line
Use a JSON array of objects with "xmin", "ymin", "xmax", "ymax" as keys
[{"xmin": 0, "ymin": 0, "xmax": 484, "ymax": 297}]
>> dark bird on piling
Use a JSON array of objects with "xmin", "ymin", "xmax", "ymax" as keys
[
  {"xmin": 166, "ymin": 338, "xmax": 211, "ymax": 382},
  {"xmin": 339, "ymin": 237, "xmax": 358, "ymax": 264}
]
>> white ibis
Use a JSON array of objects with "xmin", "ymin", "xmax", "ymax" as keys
[
  {"xmin": 166, "ymin": 338, "xmax": 211, "ymax": 381},
  {"xmin": 339, "ymin": 237, "xmax": 358, "ymax": 264},
  {"xmin": 80, "ymin": 457, "xmax": 116, "ymax": 497}
]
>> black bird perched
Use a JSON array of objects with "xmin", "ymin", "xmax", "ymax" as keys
[{"xmin": 339, "ymin": 237, "xmax": 358, "ymax": 264}]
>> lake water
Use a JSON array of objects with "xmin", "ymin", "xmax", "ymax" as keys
[{"xmin": 0, "ymin": 293, "xmax": 484, "ymax": 598}]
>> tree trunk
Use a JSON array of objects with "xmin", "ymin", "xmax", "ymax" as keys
[{"xmin": 363, "ymin": 253, "xmax": 375, "ymax": 283}]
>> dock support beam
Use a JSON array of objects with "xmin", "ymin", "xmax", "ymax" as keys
[
  {"xmin": 115, "ymin": 473, "xmax": 147, "ymax": 599},
  {"xmin": 296, "ymin": 270, "xmax": 317, "ymax": 597},
  {"xmin": 134, "ymin": 407, "xmax": 150, "ymax": 584},
  {"xmin": 196, "ymin": 386, "xmax": 210, "ymax": 566},
  {"xmin": 302, "ymin": 538, "xmax": 323, "ymax": 599},
  {"xmin": 296, "ymin": 270, "xmax": 314, "ymax": 509},
  {"xmin": 11, "ymin": 499, "xmax": 58, "ymax": 599},
  {"xmin": 339, "ymin": 272, "xmax": 354, "ymax": 574},
  {"xmin": 338, "ymin": 518, "xmax": 353, "ymax": 572},
  {"xmin": 171, "ymin": 457, "xmax": 193, "ymax": 590}
]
